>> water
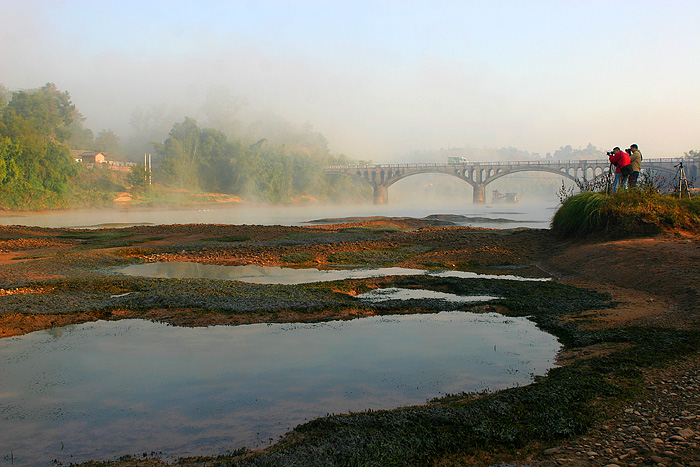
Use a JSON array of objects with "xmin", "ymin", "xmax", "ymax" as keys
[
  {"xmin": 114, "ymin": 263, "xmax": 551, "ymax": 284},
  {"xmin": 355, "ymin": 287, "xmax": 500, "ymax": 302},
  {"xmin": 0, "ymin": 313, "xmax": 560, "ymax": 465},
  {"xmin": 0, "ymin": 201, "xmax": 556, "ymax": 229},
  {"xmin": 0, "ymin": 200, "xmax": 557, "ymax": 464}
]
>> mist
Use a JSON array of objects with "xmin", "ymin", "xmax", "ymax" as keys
[{"xmin": 2, "ymin": 1, "xmax": 698, "ymax": 162}]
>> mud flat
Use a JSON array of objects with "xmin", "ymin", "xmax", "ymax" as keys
[{"xmin": 1, "ymin": 218, "xmax": 699, "ymax": 466}]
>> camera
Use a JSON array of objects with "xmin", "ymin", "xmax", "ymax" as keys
[{"xmin": 606, "ymin": 151, "xmax": 614, "ymax": 156}]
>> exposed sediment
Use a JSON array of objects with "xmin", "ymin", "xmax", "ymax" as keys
[{"xmin": 1, "ymin": 219, "xmax": 699, "ymax": 466}]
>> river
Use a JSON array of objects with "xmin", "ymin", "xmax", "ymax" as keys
[
  {"xmin": 0, "ymin": 199, "xmax": 560, "ymax": 465},
  {"xmin": 0, "ymin": 200, "xmax": 557, "ymax": 229}
]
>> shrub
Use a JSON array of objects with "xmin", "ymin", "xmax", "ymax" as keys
[{"xmin": 550, "ymin": 192, "xmax": 608, "ymax": 237}]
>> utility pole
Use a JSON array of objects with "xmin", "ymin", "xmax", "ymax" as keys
[{"xmin": 144, "ymin": 153, "xmax": 152, "ymax": 185}]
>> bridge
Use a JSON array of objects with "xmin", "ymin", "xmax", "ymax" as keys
[{"xmin": 324, "ymin": 158, "xmax": 697, "ymax": 204}]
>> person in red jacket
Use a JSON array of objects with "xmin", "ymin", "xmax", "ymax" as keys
[{"xmin": 608, "ymin": 147, "xmax": 632, "ymax": 194}]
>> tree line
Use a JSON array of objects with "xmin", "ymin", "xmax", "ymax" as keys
[{"xmin": 0, "ymin": 83, "xmax": 368, "ymax": 210}]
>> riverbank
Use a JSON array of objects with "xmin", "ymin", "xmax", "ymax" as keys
[{"xmin": 1, "ymin": 219, "xmax": 699, "ymax": 466}]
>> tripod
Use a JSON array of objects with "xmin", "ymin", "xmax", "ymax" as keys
[{"xmin": 674, "ymin": 162, "xmax": 690, "ymax": 198}]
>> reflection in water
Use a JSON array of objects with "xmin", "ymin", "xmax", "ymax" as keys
[
  {"xmin": 355, "ymin": 287, "xmax": 500, "ymax": 303},
  {"xmin": 432, "ymin": 270, "xmax": 550, "ymax": 281},
  {"xmin": 0, "ymin": 314, "xmax": 560, "ymax": 465},
  {"xmin": 115, "ymin": 262, "xmax": 550, "ymax": 284},
  {"xmin": 116, "ymin": 262, "xmax": 425, "ymax": 284}
]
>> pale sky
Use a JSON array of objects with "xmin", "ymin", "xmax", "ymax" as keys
[{"xmin": 1, "ymin": 0, "xmax": 698, "ymax": 160}]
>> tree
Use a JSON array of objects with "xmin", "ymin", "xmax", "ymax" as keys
[
  {"xmin": 197, "ymin": 128, "xmax": 235, "ymax": 192},
  {"xmin": 158, "ymin": 117, "xmax": 202, "ymax": 189},
  {"xmin": 1, "ymin": 83, "xmax": 75, "ymax": 147},
  {"xmin": 126, "ymin": 163, "xmax": 150, "ymax": 190},
  {"xmin": 67, "ymin": 110, "xmax": 95, "ymax": 149},
  {"xmin": 201, "ymin": 86, "xmax": 247, "ymax": 138},
  {"xmin": 0, "ymin": 84, "xmax": 10, "ymax": 110},
  {"xmin": 0, "ymin": 84, "xmax": 78, "ymax": 202},
  {"xmin": 95, "ymin": 129, "xmax": 123, "ymax": 156},
  {"xmin": 0, "ymin": 137, "xmax": 22, "ymax": 185}
]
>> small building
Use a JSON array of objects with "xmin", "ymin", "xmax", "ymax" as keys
[{"xmin": 72, "ymin": 150, "xmax": 106, "ymax": 164}]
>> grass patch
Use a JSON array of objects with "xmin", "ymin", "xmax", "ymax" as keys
[
  {"xmin": 338, "ymin": 225, "xmax": 403, "ymax": 233},
  {"xmin": 54, "ymin": 230, "xmax": 138, "ymax": 249},
  {"xmin": 551, "ymin": 191, "xmax": 700, "ymax": 238},
  {"xmin": 328, "ymin": 245, "xmax": 432, "ymax": 266},
  {"xmin": 281, "ymin": 252, "xmax": 315, "ymax": 263},
  {"xmin": 201, "ymin": 235, "xmax": 251, "ymax": 242}
]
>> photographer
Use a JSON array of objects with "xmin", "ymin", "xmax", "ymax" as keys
[
  {"xmin": 628, "ymin": 144, "xmax": 643, "ymax": 187},
  {"xmin": 608, "ymin": 147, "xmax": 633, "ymax": 194}
]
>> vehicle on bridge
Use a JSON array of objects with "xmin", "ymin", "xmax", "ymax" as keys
[{"xmin": 447, "ymin": 156, "xmax": 469, "ymax": 164}]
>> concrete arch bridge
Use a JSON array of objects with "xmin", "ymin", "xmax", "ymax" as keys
[{"xmin": 323, "ymin": 158, "xmax": 695, "ymax": 204}]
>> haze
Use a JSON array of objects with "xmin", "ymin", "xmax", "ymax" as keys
[{"xmin": 1, "ymin": 0, "xmax": 698, "ymax": 160}]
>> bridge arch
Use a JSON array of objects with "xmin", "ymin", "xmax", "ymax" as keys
[
  {"xmin": 485, "ymin": 166, "xmax": 580, "ymax": 184},
  {"xmin": 324, "ymin": 158, "xmax": 689, "ymax": 204}
]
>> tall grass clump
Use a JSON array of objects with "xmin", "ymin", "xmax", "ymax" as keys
[
  {"xmin": 552, "ymin": 190, "xmax": 700, "ymax": 238},
  {"xmin": 551, "ymin": 192, "xmax": 608, "ymax": 237}
]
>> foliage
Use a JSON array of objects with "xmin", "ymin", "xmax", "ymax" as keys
[
  {"xmin": 281, "ymin": 252, "xmax": 315, "ymax": 263},
  {"xmin": 67, "ymin": 110, "xmax": 96, "ymax": 150},
  {"xmin": 0, "ymin": 84, "xmax": 86, "ymax": 209},
  {"xmin": 549, "ymin": 142, "xmax": 605, "ymax": 160},
  {"xmin": 551, "ymin": 191, "xmax": 608, "ymax": 236},
  {"xmin": 0, "ymin": 84, "xmax": 10, "ymax": 110},
  {"xmin": 95, "ymin": 129, "xmax": 123, "ymax": 156},
  {"xmin": 126, "ymin": 163, "xmax": 151, "ymax": 192},
  {"xmin": 0, "ymin": 81, "xmax": 368, "ymax": 210},
  {"xmin": 154, "ymin": 116, "xmax": 369, "ymax": 203},
  {"xmin": 66, "ymin": 164, "xmax": 128, "ymax": 208},
  {"xmin": 0, "ymin": 83, "xmax": 75, "ymax": 147}
]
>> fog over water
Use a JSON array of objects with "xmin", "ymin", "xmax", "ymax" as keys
[{"xmin": 0, "ymin": 200, "xmax": 557, "ymax": 229}]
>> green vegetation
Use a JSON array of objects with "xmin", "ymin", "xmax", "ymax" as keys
[
  {"xmin": 551, "ymin": 190, "xmax": 700, "ymax": 238},
  {"xmin": 201, "ymin": 235, "xmax": 251, "ymax": 243},
  {"xmin": 0, "ymin": 83, "xmax": 370, "ymax": 211},
  {"xmin": 281, "ymin": 252, "xmax": 315, "ymax": 263},
  {"xmin": 54, "ymin": 230, "xmax": 138, "ymax": 249},
  {"xmin": 327, "ymin": 245, "xmax": 432, "ymax": 266}
]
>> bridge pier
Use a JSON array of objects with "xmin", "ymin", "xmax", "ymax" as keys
[
  {"xmin": 373, "ymin": 185, "xmax": 388, "ymax": 204},
  {"xmin": 473, "ymin": 184, "xmax": 486, "ymax": 204}
]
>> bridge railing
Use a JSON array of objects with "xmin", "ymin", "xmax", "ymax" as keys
[{"xmin": 325, "ymin": 157, "xmax": 685, "ymax": 170}]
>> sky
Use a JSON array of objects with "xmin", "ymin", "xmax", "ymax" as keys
[{"xmin": 1, "ymin": 0, "xmax": 698, "ymax": 160}]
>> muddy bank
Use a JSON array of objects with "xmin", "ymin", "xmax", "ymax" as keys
[{"xmin": 1, "ymin": 219, "xmax": 699, "ymax": 466}]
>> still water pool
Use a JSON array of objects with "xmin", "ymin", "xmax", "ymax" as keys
[
  {"xmin": 0, "ymin": 312, "xmax": 560, "ymax": 465},
  {"xmin": 115, "ymin": 262, "xmax": 551, "ymax": 284}
]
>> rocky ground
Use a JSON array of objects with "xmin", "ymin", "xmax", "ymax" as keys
[
  {"xmin": 503, "ymin": 232, "xmax": 700, "ymax": 467},
  {"xmin": 1, "ymin": 218, "xmax": 699, "ymax": 466}
]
